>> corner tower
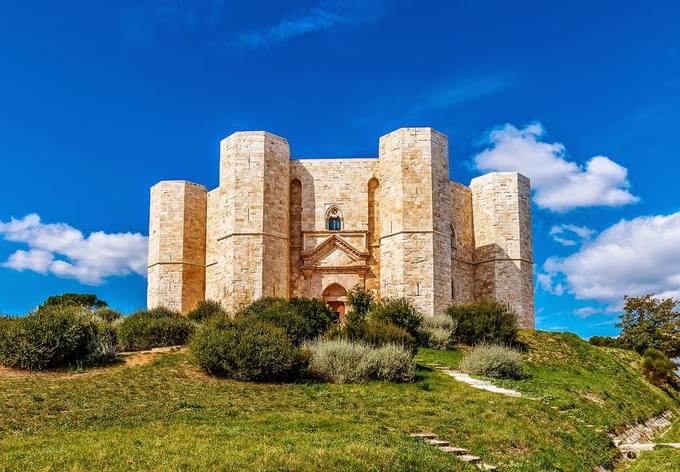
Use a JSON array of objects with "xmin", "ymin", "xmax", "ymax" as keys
[
  {"xmin": 147, "ymin": 180, "xmax": 207, "ymax": 313},
  {"xmin": 470, "ymin": 172, "xmax": 534, "ymax": 328},
  {"xmin": 377, "ymin": 128, "xmax": 452, "ymax": 316},
  {"xmin": 205, "ymin": 131, "xmax": 290, "ymax": 312}
]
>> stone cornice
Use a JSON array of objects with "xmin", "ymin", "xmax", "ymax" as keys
[
  {"xmin": 301, "ymin": 234, "xmax": 369, "ymax": 263},
  {"xmin": 217, "ymin": 231, "xmax": 289, "ymax": 242}
]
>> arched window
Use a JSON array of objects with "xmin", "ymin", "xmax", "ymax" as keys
[
  {"xmin": 326, "ymin": 206, "xmax": 343, "ymax": 231},
  {"xmin": 449, "ymin": 224, "xmax": 457, "ymax": 250}
]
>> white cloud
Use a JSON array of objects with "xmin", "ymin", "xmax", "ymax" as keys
[
  {"xmin": 4, "ymin": 249, "xmax": 54, "ymax": 273},
  {"xmin": 544, "ymin": 325, "xmax": 568, "ymax": 332},
  {"xmin": 0, "ymin": 214, "xmax": 147, "ymax": 285},
  {"xmin": 537, "ymin": 272, "xmax": 565, "ymax": 296},
  {"xmin": 588, "ymin": 318, "xmax": 618, "ymax": 328},
  {"xmin": 474, "ymin": 123, "xmax": 639, "ymax": 212},
  {"xmin": 550, "ymin": 223, "xmax": 595, "ymax": 246},
  {"xmin": 540, "ymin": 212, "xmax": 680, "ymax": 307},
  {"xmin": 415, "ymin": 74, "xmax": 514, "ymax": 112},
  {"xmin": 574, "ymin": 306, "xmax": 601, "ymax": 318},
  {"xmin": 234, "ymin": 0, "xmax": 384, "ymax": 49}
]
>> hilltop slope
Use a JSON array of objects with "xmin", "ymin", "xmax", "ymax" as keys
[{"xmin": 0, "ymin": 330, "xmax": 677, "ymax": 471}]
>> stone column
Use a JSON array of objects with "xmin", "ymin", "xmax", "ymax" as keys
[
  {"xmin": 214, "ymin": 131, "xmax": 290, "ymax": 312},
  {"xmin": 377, "ymin": 127, "xmax": 451, "ymax": 317},
  {"xmin": 147, "ymin": 180, "xmax": 207, "ymax": 314},
  {"xmin": 470, "ymin": 172, "xmax": 534, "ymax": 328}
]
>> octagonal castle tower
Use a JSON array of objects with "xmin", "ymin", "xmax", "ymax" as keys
[{"xmin": 147, "ymin": 128, "xmax": 534, "ymax": 327}]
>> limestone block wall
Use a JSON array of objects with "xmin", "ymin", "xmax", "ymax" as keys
[
  {"xmin": 470, "ymin": 172, "xmax": 534, "ymax": 327},
  {"xmin": 211, "ymin": 131, "xmax": 290, "ymax": 312},
  {"xmin": 290, "ymin": 159, "xmax": 379, "ymax": 233},
  {"xmin": 450, "ymin": 182, "xmax": 475, "ymax": 304},
  {"xmin": 147, "ymin": 180, "xmax": 207, "ymax": 313},
  {"xmin": 289, "ymin": 158, "xmax": 379, "ymax": 295},
  {"xmin": 367, "ymin": 177, "xmax": 380, "ymax": 293},
  {"xmin": 289, "ymin": 178, "xmax": 304, "ymax": 297},
  {"xmin": 205, "ymin": 186, "xmax": 224, "ymax": 302},
  {"xmin": 378, "ymin": 128, "xmax": 450, "ymax": 316},
  {"xmin": 430, "ymin": 131, "xmax": 453, "ymax": 316}
]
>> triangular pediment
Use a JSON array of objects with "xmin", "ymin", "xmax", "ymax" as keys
[
  {"xmin": 301, "ymin": 234, "xmax": 368, "ymax": 267},
  {"xmin": 318, "ymin": 247, "xmax": 356, "ymax": 267}
]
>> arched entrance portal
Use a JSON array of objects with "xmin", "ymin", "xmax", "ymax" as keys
[{"xmin": 322, "ymin": 283, "xmax": 347, "ymax": 321}]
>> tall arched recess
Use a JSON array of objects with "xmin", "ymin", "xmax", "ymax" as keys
[
  {"xmin": 367, "ymin": 177, "xmax": 380, "ymax": 293},
  {"xmin": 289, "ymin": 178, "xmax": 303, "ymax": 297}
]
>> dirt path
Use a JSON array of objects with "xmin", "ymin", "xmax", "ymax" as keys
[{"xmin": 0, "ymin": 345, "xmax": 185, "ymax": 380}]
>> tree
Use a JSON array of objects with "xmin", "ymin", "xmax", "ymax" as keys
[
  {"xmin": 589, "ymin": 336, "xmax": 624, "ymax": 349},
  {"xmin": 345, "ymin": 285, "xmax": 375, "ymax": 319},
  {"xmin": 641, "ymin": 348, "xmax": 677, "ymax": 386},
  {"xmin": 38, "ymin": 293, "xmax": 108, "ymax": 312},
  {"xmin": 618, "ymin": 294, "xmax": 680, "ymax": 358}
]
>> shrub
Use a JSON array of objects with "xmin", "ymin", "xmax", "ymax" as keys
[
  {"xmin": 641, "ymin": 348, "xmax": 677, "ymax": 386},
  {"xmin": 288, "ymin": 297, "xmax": 338, "ymax": 337},
  {"xmin": 423, "ymin": 314, "xmax": 457, "ymax": 331},
  {"xmin": 94, "ymin": 307, "xmax": 123, "ymax": 323},
  {"xmin": 38, "ymin": 293, "xmax": 108, "ymax": 311},
  {"xmin": 460, "ymin": 343, "xmax": 524, "ymax": 380},
  {"xmin": 304, "ymin": 338, "xmax": 415, "ymax": 383},
  {"xmin": 190, "ymin": 316, "xmax": 307, "ymax": 381},
  {"xmin": 446, "ymin": 299, "xmax": 518, "ymax": 345},
  {"xmin": 324, "ymin": 317, "xmax": 417, "ymax": 353},
  {"xmin": 117, "ymin": 307, "xmax": 194, "ymax": 351},
  {"xmin": 0, "ymin": 307, "xmax": 110, "ymax": 370},
  {"xmin": 589, "ymin": 336, "xmax": 625, "ymax": 349},
  {"xmin": 368, "ymin": 298, "xmax": 423, "ymax": 339},
  {"xmin": 237, "ymin": 297, "xmax": 337, "ymax": 345},
  {"xmin": 422, "ymin": 326, "xmax": 454, "ymax": 350},
  {"xmin": 346, "ymin": 285, "xmax": 375, "ymax": 317},
  {"xmin": 369, "ymin": 343, "xmax": 417, "ymax": 382},
  {"xmin": 360, "ymin": 319, "xmax": 417, "ymax": 353},
  {"xmin": 420, "ymin": 315, "xmax": 456, "ymax": 350},
  {"xmin": 89, "ymin": 318, "xmax": 119, "ymax": 363},
  {"xmin": 236, "ymin": 297, "xmax": 282, "ymax": 317},
  {"xmin": 188, "ymin": 300, "xmax": 226, "ymax": 323}
]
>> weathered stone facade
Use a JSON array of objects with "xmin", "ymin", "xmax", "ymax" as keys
[{"xmin": 147, "ymin": 127, "xmax": 534, "ymax": 327}]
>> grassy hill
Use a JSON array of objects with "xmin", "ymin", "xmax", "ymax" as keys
[
  {"xmin": 621, "ymin": 409, "xmax": 680, "ymax": 471},
  {"xmin": 0, "ymin": 330, "xmax": 678, "ymax": 471}
]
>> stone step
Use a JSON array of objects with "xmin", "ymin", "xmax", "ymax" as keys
[
  {"xmin": 425, "ymin": 439, "xmax": 450, "ymax": 447},
  {"xmin": 439, "ymin": 446, "xmax": 469, "ymax": 455},
  {"xmin": 410, "ymin": 432, "xmax": 438, "ymax": 440},
  {"xmin": 458, "ymin": 454, "xmax": 481, "ymax": 463},
  {"xmin": 477, "ymin": 464, "xmax": 497, "ymax": 471}
]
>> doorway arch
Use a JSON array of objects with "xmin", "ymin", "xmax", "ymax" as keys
[{"xmin": 322, "ymin": 283, "xmax": 347, "ymax": 320}]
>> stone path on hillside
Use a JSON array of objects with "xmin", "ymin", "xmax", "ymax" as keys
[
  {"xmin": 610, "ymin": 410, "xmax": 677, "ymax": 460},
  {"xmin": 410, "ymin": 432, "xmax": 497, "ymax": 470},
  {"xmin": 427, "ymin": 363, "xmax": 526, "ymax": 398},
  {"xmin": 618, "ymin": 442, "xmax": 680, "ymax": 454}
]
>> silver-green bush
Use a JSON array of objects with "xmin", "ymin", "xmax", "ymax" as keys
[
  {"xmin": 423, "ymin": 326, "xmax": 454, "ymax": 350},
  {"xmin": 423, "ymin": 315, "xmax": 457, "ymax": 331},
  {"xmin": 460, "ymin": 343, "xmax": 524, "ymax": 380},
  {"xmin": 420, "ymin": 315, "xmax": 456, "ymax": 350},
  {"xmin": 369, "ymin": 343, "xmax": 416, "ymax": 382},
  {"xmin": 303, "ymin": 339, "xmax": 415, "ymax": 383}
]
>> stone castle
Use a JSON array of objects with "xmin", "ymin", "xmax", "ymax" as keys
[{"xmin": 147, "ymin": 127, "xmax": 534, "ymax": 327}]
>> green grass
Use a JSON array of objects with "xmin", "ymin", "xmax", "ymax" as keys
[
  {"xmin": 0, "ymin": 330, "xmax": 678, "ymax": 471},
  {"xmin": 618, "ymin": 405, "xmax": 680, "ymax": 471}
]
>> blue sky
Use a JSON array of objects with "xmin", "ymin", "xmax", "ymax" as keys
[{"xmin": 1, "ymin": 0, "xmax": 679, "ymax": 337}]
